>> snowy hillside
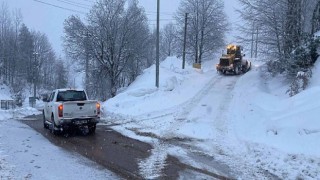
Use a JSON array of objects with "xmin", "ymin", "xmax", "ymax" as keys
[{"xmin": 103, "ymin": 56, "xmax": 320, "ymax": 179}]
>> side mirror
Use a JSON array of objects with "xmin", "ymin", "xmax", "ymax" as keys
[
  {"xmin": 42, "ymin": 97, "xmax": 48, "ymax": 102},
  {"xmin": 42, "ymin": 94, "xmax": 50, "ymax": 102}
]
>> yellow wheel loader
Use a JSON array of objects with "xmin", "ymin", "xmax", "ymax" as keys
[{"xmin": 216, "ymin": 44, "xmax": 251, "ymax": 75}]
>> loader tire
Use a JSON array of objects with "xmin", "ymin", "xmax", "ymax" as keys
[{"xmin": 234, "ymin": 66, "xmax": 240, "ymax": 75}]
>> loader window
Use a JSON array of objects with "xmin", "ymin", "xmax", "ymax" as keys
[
  {"xmin": 227, "ymin": 48, "xmax": 235, "ymax": 54},
  {"xmin": 56, "ymin": 90, "xmax": 87, "ymax": 102}
]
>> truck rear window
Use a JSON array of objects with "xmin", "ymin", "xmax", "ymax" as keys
[{"xmin": 56, "ymin": 90, "xmax": 87, "ymax": 102}]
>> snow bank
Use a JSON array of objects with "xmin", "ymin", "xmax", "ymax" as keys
[
  {"xmin": 0, "ymin": 84, "xmax": 41, "ymax": 121},
  {"xmin": 231, "ymin": 63, "xmax": 320, "ymax": 156},
  {"xmin": 309, "ymin": 59, "xmax": 320, "ymax": 88},
  {"xmin": 104, "ymin": 56, "xmax": 213, "ymax": 117}
]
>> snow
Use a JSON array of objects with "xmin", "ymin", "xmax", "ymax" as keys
[
  {"xmin": 103, "ymin": 56, "xmax": 320, "ymax": 179},
  {"xmin": 310, "ymin": 59, "xmax": 320, "ymax": 87},
  {"xmin": 1, "ymin": 55, "xmax": 320, "ymax": 179},
  {"xmin": 0, "ymin": 85, "xmax": 13, "ymax": 100},
  {"xmin": 232, "ymin": 66, "xmax": 320, "ymax": 156}
]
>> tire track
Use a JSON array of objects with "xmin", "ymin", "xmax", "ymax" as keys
[{"xmin": 103, "ymin": 74, "xmax": 240, "ymax": 179}]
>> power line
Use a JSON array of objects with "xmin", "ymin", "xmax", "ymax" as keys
[
  {"xmin": 80, "ymin": 0, "xmax": 97, "ymax": 3},
  {"xmin": 148, "ymin": 19, "xmax": 175, "ymax": 21},
  {"xmin": 63, "ymin": 0, "xmax": 91, "ymax": 5},
  {"xmin": 146, "ymin": 11, "xmax": 174, "ymax": 15},
  {"xmin": 145, "ymin": 13, "xmax": 173, "ymax": 16},
  {"xmin": 55, "ymin": 0, "xmax": 90, "ymax": 10},
  {"xmin": 33, "ymin": 0, "xmax": 176, "ymax": 18},
  {"xmin": 33, "ymin": 0, "xmax": 86, "ymax": 14}
]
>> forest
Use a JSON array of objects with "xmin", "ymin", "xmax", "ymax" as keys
[
  {"xmin": 1, "ymin": 0, "xmax": 320, "ymax": 101},
  {"xmin": 0, "ymin": 3, "xmax": 68, "ymax": 101}
]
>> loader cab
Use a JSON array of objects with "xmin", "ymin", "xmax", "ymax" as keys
[
  {"xmin": 227, "ymin": 44, "xmax": 237, "ymax": 55},
  {"xmin": 227, "ymin": 45, "xmax": 242, "ymax": 60}
]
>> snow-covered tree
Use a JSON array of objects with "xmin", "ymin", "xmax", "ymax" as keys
[{"xmin": 238, "ymin": 0, "xmax": 320, "ymax": 94}]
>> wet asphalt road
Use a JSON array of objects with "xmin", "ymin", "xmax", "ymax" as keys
[{"xmin": 20, "ymin": 114, "xmax": 219, "ymax": 180}]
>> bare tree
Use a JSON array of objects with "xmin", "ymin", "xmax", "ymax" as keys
[
  {"xmin": 32, "ymin": 31, "xmax": 61, "ymax": 91},
  {"xmin": 64, "ymin": 0, "xmax": 151, "ymax": 98},
  {"xmin": 161, "ymin": 23, "xmax": 178, "ymax": 57},
  {"xmin": 175, "ymin": 0, "xmax": 228, "ymax": 64},
  {"xmin": 237, "ymin": 0, "xmax": 288, "ymax": 59},
  {"xmin": 0, "ymin": 2, "xmax": 64, "ymax": 100},
  {"xmin": 17, "ymin": 24, "xmax": 34, "ymax": 83},
  {"xmin": 238, "ymin": 0, "xmax": 320, "ymax": 95},
  {"xmin": 237, "ymin": 0, "xmax": 320, "ymax": 58},
  {"xmin": 311, "ymin": 0, "xmax": 320, "ymax": 34},
  {"xmin": 0, "ymin": 2, "xmax": 12, "ymax": 83}
]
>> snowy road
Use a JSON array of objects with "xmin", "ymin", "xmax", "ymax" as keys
[
  {"xmin": 104, "ymin": 63, "xmax": 281, "ymax": 179},
  {"xmin": 104, "ymin": 72, "xmax": 254, "ymax": 179},
  {"xmin": 0, "ymin": 116, "xmax": 119, "ymax": 180},
  {"xmin": 20, "ymin": 114, "xmax": 231, "ymax": 179}
]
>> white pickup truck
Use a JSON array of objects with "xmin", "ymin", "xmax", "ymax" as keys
[{"xmin": 43, "ymin": 89, "xmax": 100, "ymax": 135}]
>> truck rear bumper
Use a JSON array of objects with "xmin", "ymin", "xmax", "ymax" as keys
[{"xmin": 58, "ymin": 117, "xmax": 100, "ymax": 127}]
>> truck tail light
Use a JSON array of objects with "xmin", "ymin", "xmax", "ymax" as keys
[
  {"xmin": 58, "ymin": 104, "xmax": 63, "ymax": 117},
  {"xmin": 96, "ymin": 102, "xmax": 100, "ymax": 115}
]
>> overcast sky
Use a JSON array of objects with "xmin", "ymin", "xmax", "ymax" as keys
[{"xmin": 0, "ymin": 0, "xmax": 240, "ymax": 56}]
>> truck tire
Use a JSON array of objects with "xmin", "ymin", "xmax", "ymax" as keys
[
  {"xmin": 51, "ymin": 115, "xmax": 59, "ymax": 135},
  {"xmin": 88, "ymin": 125, "xmax": 96, "ymax": 134},
  {"xmin": 43, "ymin": 110, "xmax": 49, "ymax": 129}
]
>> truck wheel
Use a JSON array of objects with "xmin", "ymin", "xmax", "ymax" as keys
[
  {"xmin": 51, "ymin": 115, "xmax": 59, "ymax": 135},
  {"xmin": 43, "ymin": 110, "xmax": 49, "ymax": 129},
  {"xmin": 88, "ymin": 125, "xmax": 96, "ymax": 134}
]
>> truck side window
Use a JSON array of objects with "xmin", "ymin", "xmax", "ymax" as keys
[
  {"xmin": 57, "ymin": 93, "xmax": 63, "ymax": 102},
  {"xmin": 49, "ymin": 92, "xmax": 55, "ymax": 102}
]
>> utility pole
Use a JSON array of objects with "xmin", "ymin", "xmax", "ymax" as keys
[
  {"xmin": 182, "ymin": 13, "xmax": 188, "ymax": 69},
  {"xmin": 30, "ymin": 52, "xmax": 38, "ymax": 108},
  {"xmin": 251, "ymin": 22, "xmax": 254, "ymax": 58},
  {"xmin": 255, "ymin": 27, "xmax": 259, "ymax": 58},
  {"xmin": 156, "ymin": 0, "xmax": 160, "ymax": 88},
  {"xmin": 33, "ymin": 53, "xmax": 38, "ymax": 98},
  {"xmin": 85, "ymin": 31, "xmax": 89, "ymax": 91}
]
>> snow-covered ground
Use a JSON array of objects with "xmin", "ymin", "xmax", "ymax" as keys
[
  {"xmin": 1, "ymin": 56, "xmax": 320, "ymax": 179},
  {"xmin": 103, "ymin": 57, "xmax": 320, "ymax": 179},
  {"xmin": 0, "ymin": 92, "xmax": 119, "ymax": 179}
]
